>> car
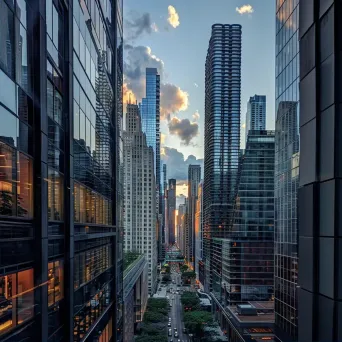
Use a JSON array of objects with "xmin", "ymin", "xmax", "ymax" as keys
[
  {"xmin": 177, "ymin": 340, "xmax": 181, "ymax": 342},
  {"xmin": 174, "ymin": 327, "xmax": 177, "ymax": 331},
  {"xmin": 169, "ymin": 303, "xmax": 172, "ymax": 307},
  {"xmin": 168, "ymin": 323, "xmax": 171, "ymax": 327},
  {"xmin": 168, "ymin": 329, "xmax": 172, "ymax": 336},
  {"xmin": 183, "ymin": 327, "xmax": 187, "ymax": 333},
  {"xmin": 174, "ymin": 331, "xmax": 178, "ymax": 337}
]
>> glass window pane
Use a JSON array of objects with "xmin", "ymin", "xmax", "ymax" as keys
[
  {"xmin": 47, "ymin": 80, "xmax": 54, "ymax": 119},
  {"xmin": 74, "ymin": 101, "xmax": 80, "ymax": 139},
  {"xmin": 74, "ymin": 182, "xmax": 80, "ymax": 222},
  {"xmin": 80, "ymin": 110, "xmax": 86, "ymax": 142},
  {"xmin": 48, "ymin": 168, "xmax": 64, "ymax": 221},
  {"xmin": 0, "ymin": 105, "xmax": 18, "ymax": 147},
  {"xmin": 19, "ymin": 120, "xmax": 33, "ymax": 155},
  {"xmin": 0, "ymin": 1, "xmax": 15, "ymax": 78},
  {"xmin": 86, "ymin": 118, "xmax": 91, "ymax": 149},
  {"xmin": 0, "ymin": 142, "xmax": 16, "ymax": 216},
  {"xmin": 16, "ymin": 0, "xmax": 27, "ymax": 28},
  {"xmin": 17, "ymin": 87, "xmax": 33, "ymax": 125},
  {"xmin": 46, "ymin": 0, "xmax": 52, "ymax": 37},
  {"xmin": 17, "ymin": 153, "xmax": 33, "ymax": 218},
  {"xmin": 17, "ymin": 269, "xmax": 34, "ymax": 324},
  {"xmin": 54, "ymin": 90, "xmax": 63, "ymax": 125},
  {"xmin": 52, "ymin": 5, "xmax": 59, "ymax": 50},
  {"xmin": 0, "ymin": 70, "xmax": 16, "ymax": 113}
]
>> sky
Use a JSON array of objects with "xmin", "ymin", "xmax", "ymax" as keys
[{"xmin": 123, "ymin": 0, "xmax": 276, "ymax": 201}]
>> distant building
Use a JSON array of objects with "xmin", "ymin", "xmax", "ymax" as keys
[
  {"xmin": 123, "ymin": 104, "xmax": 157, "ymax": 294},
  {"xmin": 167, "ymin": 179, "xmax": 176, "ymax": 244},
  {"xmin": 245, "ymin": 95, "xmax": 266, "ymax": 144},
  {"xmin": 186, "ymin": 165, "xmax": 201, "ymax": 267},
  {"xmin": 195, "ymin": 181, "xmax": 203, "ymax": 284},
  {"xmin": 177, "ymin": 203, "xmax": 187, "ymax": 252}
]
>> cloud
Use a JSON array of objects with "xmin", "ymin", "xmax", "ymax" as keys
[
  {"xmin": 125, "ymin": 12, "xmax": 157, "ymax": 41},
  {"xmin": 160, "ymin": 132, "xmax": 166, "ymax": 145},
  {"xmin": 124, "ymin": 45, "xmax": 165, "ymax": 100},
  {"xmin": 151, "ymin": 22, "xmax": 159, "ymax": 32},
  {"xmin": 167, "ymin": 5, "xmax": 180, "ymax": 28},
  {"xmin": 236, "ymin": 5, "xmax": 254, "ymax": 15},
  {"xmin": 192, "ymin": 110, "xmax": 200, "ymax": 122},
  {"xmin": 168, "ymin": 117, "xmax": 199, "ymax": 145},
  {"xmin": 124, "ymin": 45, "xmax": 188, "ymax": 120},
  {"xmin": 242, "ymin": 122, "xmax": 246, "ymax": 129},
  {"xmin": 176, "ymin": 194, "xmax": 186, "ymax": 208},
  {"xmin": 123, "ymin": 83, "xmax": 136, "ymax": 104},
  {"xmin": 161, "ymin": 83, "xmax": 189, "ymax": 119},
  {"xmin": 162, "ymin": 147, "xmax": 203, "ymax": 182},
  {"xmin": 194, "ymin": 83, "xmax": 199, "ymax": 88}
]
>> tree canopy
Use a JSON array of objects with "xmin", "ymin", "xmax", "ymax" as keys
[
  {"xmin": 180, "ymin": 292, "xmax": 200, "ymax": 310},
  {"xmin": 183, "ymin": 310, "xmax": 213, "ymax": 337}
]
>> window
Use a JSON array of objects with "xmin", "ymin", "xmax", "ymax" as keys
[
  {"xmin": 16, "ymin": 23, "xmax": 31, "ymax": 94},
  {"xmin": 0, "ymin": 1, "xmax": 15, "ymax": 78},
  {"xmin": 17, "ymin": 153, "xmax": 33, "ymax": 218},
  {"xmin": 48, "ymin": 168, "xmax": 64, "ymax": 221},
  {"xmin": 48, "ymin": 260, "xmax": 64, "ymax": 306}
]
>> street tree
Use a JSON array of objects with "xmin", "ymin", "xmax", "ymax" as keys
[{"xmin": 183, "ymin": 310, "xmax": 213, "ymax": 337}]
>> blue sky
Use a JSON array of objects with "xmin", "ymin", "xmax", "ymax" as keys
[{"xmin": 123, "ymin": 0, "xmax": 275, "ymax": 183}]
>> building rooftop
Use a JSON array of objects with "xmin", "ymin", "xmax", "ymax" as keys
[{"xmin": 227, "ymin": 301, "xmax": 274, "ymax": 324}]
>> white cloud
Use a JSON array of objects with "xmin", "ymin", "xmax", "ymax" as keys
[
  {"xmin": 236, "ymin": 4, "xmax": 254, "ymax": 15},
  {"xmin": 192, "ymin": 110, "xmax": 200, "ymax": 121},
  {"xmin": 194, "ymin": 83, "xmax": 199, "ymax": 88},
  {"xmin": 151, "ymin": 22, "xmax": 159, "ymax": 32},
  {"xmin": 167, "ymin": 5, "xmax": 180, "ymax": 28}
]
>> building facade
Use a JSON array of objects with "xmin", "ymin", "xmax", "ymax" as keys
[
  {"xmin": 274, "ymin": 0, "xmax": 299, "ymax": 340},
  {"xmin": 203, "ymin": 24, "xmax": 242, "ymax": 292},
  {"xmin": 140, "ymin": 68, "xmax": 161, "ymax": 260},
  {"xmin": 0, "ymin": 0, "xmax": 123, "ymax": 341},
  {"xmin": 123, "ymin": 104, "xmax": 157, "ymax": 295},
  {"xmin": 220, "ymin": 131, "xmax": 275, "ymax": 305},
  {"xmin": 186, "ymin": 165, "xmax": 201, "ymax": 268},
  {"xmin": 298, "ymin": 1, "xmax": 342, "ymax": 341},
  {"xmin": 245, "ymin": 95, "xmax": 266, "ymax": 144},
  {"xmin": 177, "ymin": 203, "xmax": 186, "ymax": 252},
  {"xmin": 123, "ymin": 254, "xmax": 148, "ymax": 342},
  {"xmin": 167, "ymin": 179, "xmax": 176, "ymax": 245},
  {"xmin": 195, "ymin": 181, "xmax": 203, "ymax": 284}
]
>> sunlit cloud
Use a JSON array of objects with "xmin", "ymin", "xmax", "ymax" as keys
[
  {"xmin": 168, "ymin": 117, "xmax": 199, "ymax": 145},
  {"xmin": 242, "ymin": 122, "xmax": 246, "ymax": 129},
  {"xmin": 161, "ymin": 83, "xmax": 189, "ymax": 120},
  {"xmin": 167, "ymin": 5, "xmax": 180, "ymax": 28},
  {"xmin": 236, "ymin": 4, "xmax": 254, "ymax": 15},
  {"xmin": 161, "ymin": 133, "xmax": 166, "ymax": 145},
  {"xmin": 161, "ymin": 147, "xmax": 166, "ymax": 156},
  {"xmin": 123, "ymin": 83, "xmax": 136, "ymax": 104},
  {"xmin": 176, "ymin": 181, "xmax": 188, "ymax": 197},
  {"xmin": 192, "ymin": 110, "xmax": 200, "ymax": 122}
]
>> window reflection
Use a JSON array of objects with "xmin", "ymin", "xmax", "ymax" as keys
[
  {"xmin": 17, "ymin": 153, "xmax": 33, "ymax": 218},
  {"xmin": 0, "ymin": 268, "xmax": 34, "ymax": 336},
  {"xmin": 48, "ymin": 168, "xmax": 64, "ymax": 221},
  {"xmin": 48, "ymin": 260, "xmax": 64, "ymax": 306},
  {"xmin": 16, "ymin": 23, "xmax": 31, "ymax": 94}
]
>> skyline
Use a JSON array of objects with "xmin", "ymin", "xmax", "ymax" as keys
[{"xmin": 123, "ymin": 0, "xmax": 276, "ymax": 179}]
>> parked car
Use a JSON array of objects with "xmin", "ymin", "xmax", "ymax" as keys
[
  {"xmin": 168, "ymin": 322, "xmax": 171, "ymax": 327},
  {"xmin": 168, "ymin": 329, "xmax": 172, "ymax": 336},
  {"xmin": 174, "ymin": 331, "xmax": 178, "ymax": 337}
]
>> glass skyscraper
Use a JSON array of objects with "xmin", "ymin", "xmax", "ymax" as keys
[
  {"xmin": 274, "ymin": 0, "xmax": 299, "ymax": 340},
  {"xmin": 245, "ymin": 95, "xmax": 266, "ymax": 144},
  {"xmin": 203, "ymin": 24, "xmax": 242, "ymax": 292},
  {"xmin": 0, "ymin": 0, "xmax": 123, "ymax": 340}
]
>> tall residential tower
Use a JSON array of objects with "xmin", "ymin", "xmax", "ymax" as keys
[
  {"xmin": 245, "ymin": 95, "xmax": 266, "ymax": 144},
  {"xmin": 203, "ymin": 24, "xmax": 242, "ymax": 291}
]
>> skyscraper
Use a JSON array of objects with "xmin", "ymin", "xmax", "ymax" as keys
[
  {"xmin": 0, "ymin": 0, "xmax": 123, "ymax": 341},
  {"xmin": 245, "ymin": 95, "xmax": 266, "ymax": 144},
  {"xmin": 167, "ymin": 179, "xmax": 176, "ymax": 244},
  {"xmin": 195, "ymin": 181, "xmax": 203, "ymax": 284},
  {"xmin": 298, "ymin": 2, "xmax": 342, "ymax": 341},
  {"xmin": 140, "ymin": 68, "xmax": 161, "ymax": 259},
  {"xmin": 123, "ymin": 104, "xmax": 157, "ymax": 295},
  {"xmin": 274, "ymin": 0, "xmax": 299, "ymax": 340},
  {"xmin": 203, "ymin": 24, "xmax": 242, "ymax": 291},
  {"xmin": 177, "ymin": 203, "xmax": 187, "ymax": 250},
  {"xmin": 186, "ymin": 165, "xmax": 201, "ymax": 267}
]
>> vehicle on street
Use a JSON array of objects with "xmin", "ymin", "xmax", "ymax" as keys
[
  {"xmin": 168, "ymin": 329, "xmax": 172, "ymax": 336},
  {"xmin": 168, "ymin": 322, "xmax": 171, "ymax": 327},
  {"xmin": 183, "ymin": 327, "xmax": 187, "ymax": 333},
  {"xmin": 174, "ymin": 327, "xmax": 177, "ymax": 331},
  {"xmin": 174, "ymin": 331, "xmax": 178, "ymax": 337}
]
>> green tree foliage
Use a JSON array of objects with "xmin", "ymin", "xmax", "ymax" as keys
[
  {"xmin": 182, "ymin": 271, "xmax": 196, "ymax": 278},
  {"xmin": 180, "ymin": 292, "xmax": 200, "ymax": 310},
  {"xmin": 183, "ymin": 310, "xmax": 213, "ymax": 337},
  {"xmin": 146, "ymin": 298, "xmax": 168, "ymax": 311},
  {"xmin": 136, "ymin": 335, "xmax": 168, "ymax": 342},
  {"xmin": 143, "ymin": 311, "xmax": 167, "ymax": 323},
  {"xmin": 180, "ymin": 264, "xmax": 189, "ymax": 273}
]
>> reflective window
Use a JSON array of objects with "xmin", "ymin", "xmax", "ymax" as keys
[
  {"xmin": 17, "ymin": 153, "xmax": 33, "ymax": 217},
  {"xmin": 0, "ymin": 70, "xmax": 16, "ymax": 113},
  {"xmin": 0, "ymin": 105, "xmax": 18, "ymax": 147},
  {"xmin": 48, "ymin": 168, "xmax": 64, "ymax": 221},
  {"xmin": 0, "ymin": 268, "xmax": 34, "ymax": 337},
  {"xmin": 16, "ymin": 23, "xmax": 31, "ymax": 93},
  {"xmin": 48, "ymin": 260, "xmax": 64, "ymax": 306},
  {"xmin": 0, "ymin": 2, "xmax": 14, "ymax": 78}
]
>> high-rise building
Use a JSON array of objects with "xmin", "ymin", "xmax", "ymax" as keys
[
  {"xmin": 140, "ymin": 68, "xmax": 161, "ymax": 260},
  {"xmin": 195, "ymin": 181, "xmax": 203, "ymax": 285},
  {"xmin": 0, "ymin": 0, "xmax": 123, "ymax": 341},
  {"xmin": 186, "ymin": 165, "xmax": 201, "ymax": 267},
  {"xmin": 203, "ymin": 24, "xmax": 242, "ymax": 292},
  {"xmin": 177, "ymin": 203, "xmax": 186, "ymax": 251},
  {"xmin": 298, "ymin": 2, "xmax": 342, "ymax": 342},
  {"xmin": 123, "ymin": 104, "xmax": 157, "ymax": 295},
  {"xmin": 245, "ymin": 95, "xmax": 266, "ymax": 144},
  {"xmin": 167, "ymin": 179, "xmax": 176, "ymax": 244},
  {"xmin": 274, "ymin": 0, "xmax": 300, "ymax": 341}
]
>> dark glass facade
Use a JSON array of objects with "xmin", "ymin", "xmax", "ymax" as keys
[
  {"xmin": 0, "ymin": 0, "xmax": 122, "ymax": 341},
  {"xmin": 298, "ymin": 2, "xmax": 342, "ymax": 341},
  {"xmin": 203, "ymin": 24, "xmax": 242, "ymax": 292},
  {"xmin": 274, "ymin": 0, "xmax": 299, "ymax": 340},
  {"xmin": 167, "ymin": 179, "xmax": 176, "ymax": 244}
]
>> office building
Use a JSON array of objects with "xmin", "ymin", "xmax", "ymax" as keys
[
  {"xmin": 140, "ymin": 68, "xmax": 161, "ymax": 259},
  {"xmin": 298, "ymin": 2, "xmax": 342, "ymax": 341},
  {"xmin": 123, "ymin": 104, "xmax": 157, "ymax": 295},
  {"xmin": 161, "ymin": 163, "xmax": 167, "ymax": 258},
  {"xmin": 274, "ymin": 0, "xmax": 299, "ymax": 340},
  {"xmin": 167, "ymin": 179, "xmax": 176, "ymax": 244},
  {"xmin": 203, "ymin": 24, "xmax": 242, "ymax": 292},
  {"xmin": 245, "ymin": 95, "xmax": 266, "ymax": 144},
  {"xmin": 218, "ymin": 131, "xmax": 275, "ymax": 305},
  {"xmin": 195, "ymin": 181, "xmax": 203, "ymax": 285},
  {"xmin": 186, "ymin": 165, "xmax": 201, "ymax": 267},
  {"xmin": 0, "ymin": 0, "xmax": 123, "ymax": 341},
  {"xmin": 123, "ymin": 253, "xmax": 148, "ymax": 342},
  {"xmin": 177, "ymin": 203, "xmax": 187, "ymax": 252}
]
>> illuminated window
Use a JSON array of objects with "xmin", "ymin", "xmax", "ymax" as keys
[{"xmin": 48, "ymin": 260, "xmax": 64, "ymax": 306}]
